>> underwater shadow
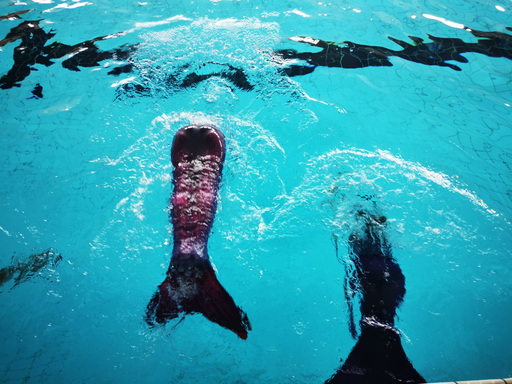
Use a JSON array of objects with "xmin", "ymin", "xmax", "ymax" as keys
[
  {"xmin": 276, "ymin": 25, "xmax": 512, "ymax": 74},
  {"xmin": 2, "ymin": 15, "xmax": 510, "ymax": 97},
  {"xmin": 0, "ymin": 17, "xmax": 254, "ymax": 98},
  {"xmin": 0, "ymin": 248, "xmax": 62, "ymax": 291}
]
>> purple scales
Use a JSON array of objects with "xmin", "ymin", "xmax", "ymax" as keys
[{"xmin": 146, "ymin": 125, "xmax": 251, "ymax": 339}]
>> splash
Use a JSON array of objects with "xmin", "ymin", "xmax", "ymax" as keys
[{"xmin": 116, "ymin": 17, "xmax": 283, "ymax": 98}]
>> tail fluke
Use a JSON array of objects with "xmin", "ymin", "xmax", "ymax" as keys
[
  {"xmin": 145, "ymin": 261, "xmax": 251, "ymax": 339},
  {"xmin": 326, "ymin": 325, "xmax": 425, "ymax": 384}
]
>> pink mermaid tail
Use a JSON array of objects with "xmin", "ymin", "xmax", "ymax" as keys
[{"xmin": 146, "ymin": 125, "xmax": 251, "ymax": 339}]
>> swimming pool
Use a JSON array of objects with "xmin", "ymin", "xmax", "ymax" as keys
[{"xmin": 0, "ymin": 0, "xmax": 511, "ymax": 382}]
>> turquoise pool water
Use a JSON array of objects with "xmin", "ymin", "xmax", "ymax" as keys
[{"xmin": 1, "ymin": 0, "xmax": 511, "ymax": 382}]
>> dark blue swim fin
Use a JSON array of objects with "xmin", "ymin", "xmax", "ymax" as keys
[{"xmin": 326, "ymin": 325, "xmax": 425, "ymax": 384}]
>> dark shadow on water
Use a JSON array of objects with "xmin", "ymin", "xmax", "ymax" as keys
[
  {"xmin": 113, "ymin": 61, "xmax": 254, "ymax": 101},
  {"xmin": 0, "ymin": 18, "xmax": 253, "ymax": 97},
  {"xmin": 0, "ymin": 19, "xmax": 136, "ymax": 93},
  {"xmin": 276, "ymin": 26, "xmax": 512, "ymax": 75},
  {"xmin": 0, "ymin": 248, "xmax": 62, "ymax": 291},
  {"xmin": 0, "ymin": 9, "xmax": 34, "ymax": 22},
  {"xmin": 1, "ymin": 16, "xmax": 510, "ymax": 97}
]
